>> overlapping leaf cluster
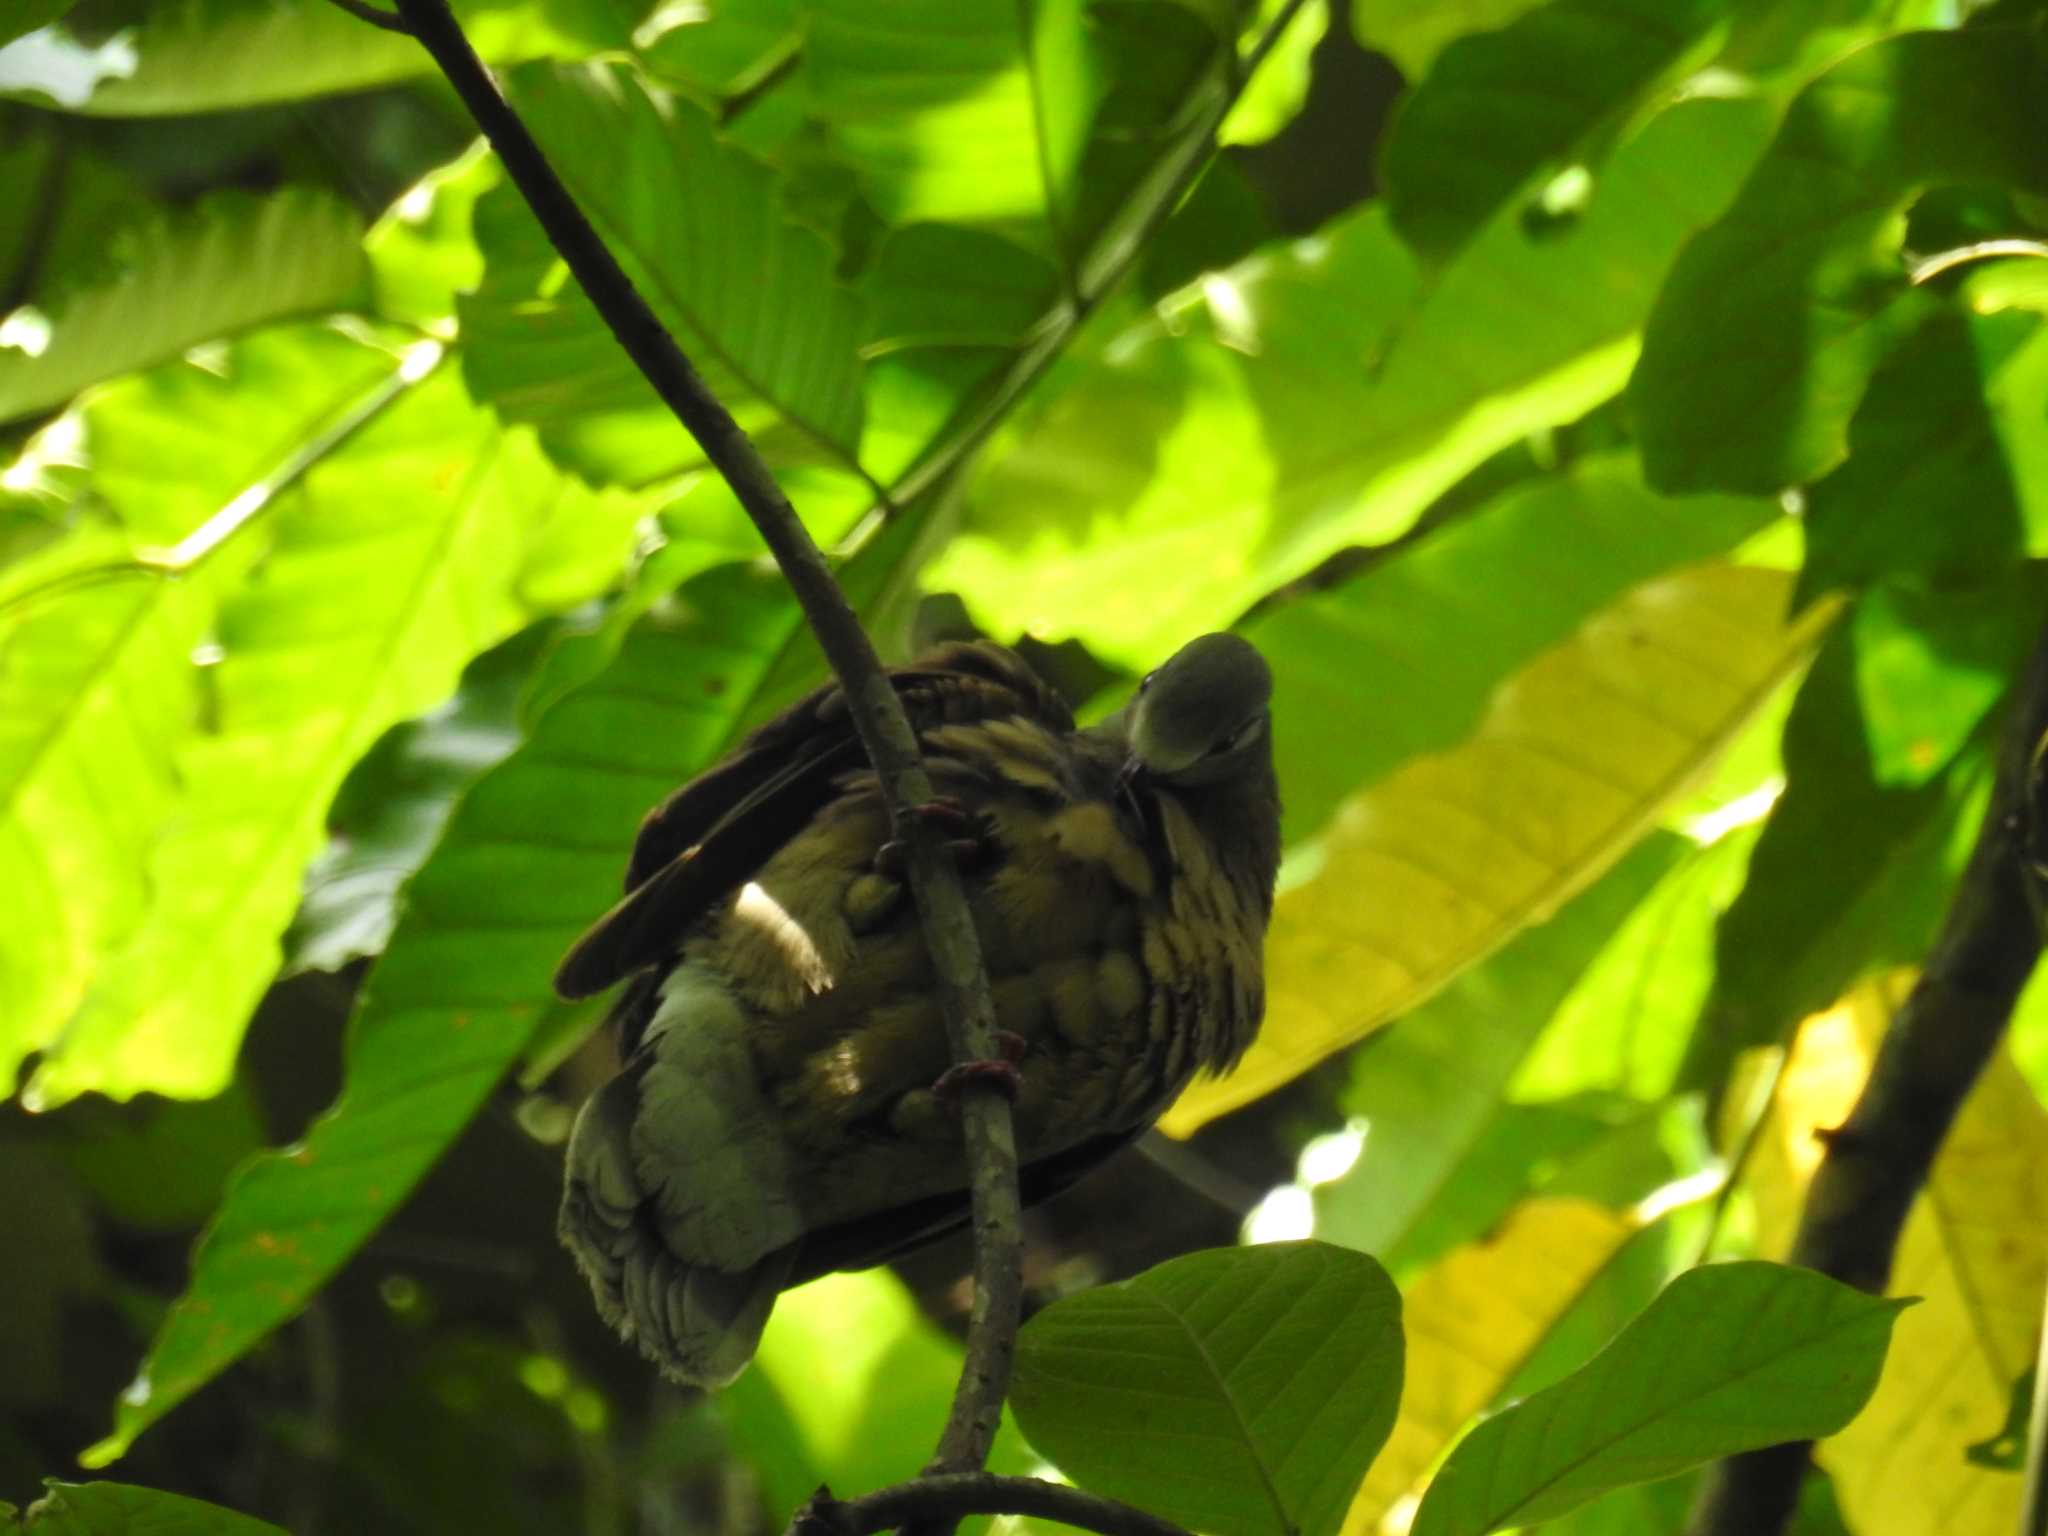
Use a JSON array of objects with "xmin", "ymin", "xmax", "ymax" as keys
[{"xmin": 3, "ymin": 0, "xmax": 2047, "ymax": 1531}]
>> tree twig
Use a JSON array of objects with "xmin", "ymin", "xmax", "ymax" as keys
[
  {"xmin": 378, "ymin": 0, "xmax": 1024, "ymax": 1477},
  {"xmin": 326, "ymin": 0, "xmax": 411, "ymax": 33},
  {"xmin": 1685, "ymin": 621, "xmax": 2048, "ymax": 1536},
  {"xmin": 789, "ymin": 1475, "xmax": 1195, "ymax": 1536}
]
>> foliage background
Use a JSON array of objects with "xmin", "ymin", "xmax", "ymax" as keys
[{"xmin": 2, "ymin": 0, "xmax": 2047, "ymax": 1532}]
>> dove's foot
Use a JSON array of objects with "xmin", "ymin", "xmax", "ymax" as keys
[
  {"xmin": 933, "ymin": 1030, "xmax": 1028, "ymax": 1103},
  {"xmin": 873, "ymin": 797, "xmax": 991, "ymax": 879}
]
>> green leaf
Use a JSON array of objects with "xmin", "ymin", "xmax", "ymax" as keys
[
  {"xmin": 1314, "ymin": 833, "xmax": 1686, "ymax": 1270},
  {"xmin": 1677, "ymin": 595, "xmax": 2023, "ymax": 1089},
  {"xmin": 10, "ymin": 1481, "xmax": 284, "ymax": 1535},
  {"xmin": 804, "ymin": 0, "xmax": 1109, "ymax": 237},
  {"xmin": 1798, "ymin": 309, "xmax": 2048, "ymax": 597},
  {"xmin": 0, "ymin": 0, "xmax": 620, "ymax": 114},
  {"xmin": 460, "ymin": 61, "xmax": 867, "ymax": 485},
  {"xmin": 0, "ymin": 1, "xmax": 78, "ymax": 50},
  {"xmin": 1632, "ymin": 27, "xmax": 2048, "ymax": 494},
  {"xmin": 28, "ymin": 355, "xmax": 603, "ymax": 1105},
  {"xmin": 1011, "ymin": 1242, "xmax": 1403, "ymax": 1536},
  {"xmin": 366, "ymin": 141, "xmax": 500, "ymax": 334},
  {"xmin": 1353, "ymin": 0, "xmax": 1548, "ymax": 80},
  {"xmin": 0, "ymin": 187, "xmax": 364, "ymax": 424},
  {"xmin": 0, "ymin": 571, "xmax": 207, "ymax": 1091},
  {"xmin": 1381, "ymin": 0, "xmax": 1726, "ymax": 263},
  {"xmin": 83, "ymin": 506, "xmax": 936, "ymax": 1464},
  {"xmin": 1250, "ymin": 451, "xmax": 1776, "ymax": 844},
  {"xmin": 933, "ymin": 95, "xmax": 1778, "ymax": 665},
  {"xmin": 1219, "ymin": 0, "xmax": 1324, "ymax": 147},
  {"xmin": 1408, "ymin": 1262, "xmax": 1909, "ymax": 1536}
]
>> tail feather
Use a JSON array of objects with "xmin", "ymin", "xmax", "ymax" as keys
[{"xmin": 560, "ymin": 1070, "xmax": 793, "ymax": 1387}]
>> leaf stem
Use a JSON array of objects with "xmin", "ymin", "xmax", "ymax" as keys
[
  {"xmin": 1686, "ymin": 621, "xmax": 2048, "ymax": 1536},
  {"xmin": 378, "ymin": 0, "xmax": 1024, "ymax": 1478}
]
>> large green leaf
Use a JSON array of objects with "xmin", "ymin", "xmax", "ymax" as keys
[
  {"xmin": 932, "ymin": 94, "xmax": 1779, "ymax": 665},
  {"xmin": 1676, "ymin": 587, "xmax": 2028, "ymax": 1089},
  {"xmin": 1314, "ymin": 834, "xmax": 1686, "ymax": 1269},
  {"xmin": 27, "ymin": 356, "xmax": 624, "ymax": 1106},
  {"xmin": 0, "ymin": 186, "xmax": 364, "ymax": 424},
  {"xmin": 1408, "ymin": 1263, "xmax": 1908, "ymax": 1535},
  {"xmin": 1381, "ymin": 0, "xmax": 1727, "ymax": 263},
  {"xmin": 82, "ymin": 505, "xmax": 934, "ymax": 1464},
  {"xmin": 1252, "ymin": 452, "xmax": 1776, "ymax": 844},
  {"xmin": 1012, "ymin": 1242, "xmax": 1403, "ymax": 1536},
  {"xmin": 1798, "ymin": 308, "xmax": 2048, "ymax": 597},
  {"xmin": 0, "ymin": 0, "xmax": 622, "ymax": 114},
  {"xmin": 0, "ymin": 324, "xmax": 405, "ymax": 1089},
  {"xmin": 6, "ymin": 1481, "xmax": 283, "ymax": 1535},
  {"xmin": 460, "ymin": 61, "xmax": 868, "ymax": 487},
  {"xmin": 1632, "ymin": 27, "xmax": 2048, "ymax": 494},
  {"xmin": 1353, "ymin": 0, "xmax": 1547, "ymax": 80}
]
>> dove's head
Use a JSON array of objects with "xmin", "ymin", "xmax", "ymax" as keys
[{"xmin": 1125, "ymin": 632, "xmax": 1273, "ymax": 789}]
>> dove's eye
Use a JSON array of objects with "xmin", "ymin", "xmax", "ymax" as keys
[{"xmin": 1137, "ymin": 671, "xmax": 1158, "ymax": 695}]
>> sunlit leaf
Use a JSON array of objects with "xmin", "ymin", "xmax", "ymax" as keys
[
  {"xmin": 935, "ymin": 96, "xmax": 1779, "ymax": 666},
  {"xmin": 1013, "ymin": 1242, "xmax": 1403, "ymax": 1536},
  {"xmin": 0, "ymin": 187, "xmax": 364, "ymax": 424},
  {"xmin": 82, "ymin": 509, "xmax": 934, "ymax": 1465},
  {"xmin": 1343, "ymin": 1199, "xmax": 1636, "ymax": 1536},
  {"xmin": 1167, "ymin": 562, "xmax": 1837, "ymax": 1134},
  {"xmin": 30, "ymin": 359, "xmax": 613, "ymax": 1105},
  {"xmin": 1408, "ymin": 1262, "xmax": 1908, "ymax": 1536},
  {"xmin": 1632, "ymin": 27, "xmax": 2048, "ymax": 494},
  {"xmin": 366, "ymin": 141, "xmax": 499, "ymax": 334},
  {"xmin": 1352, "ymin": 0, "xmax": 1546, "ymax": 81},
  {"xmin": 1219, "ymin": 0, "xmax": 1324, "ymax": 146},
  {"xmin": 461, "ymin": 61, "xmax": 867, "ymax": 486},
  {"xmin": 1381, "ymin": 0, "xmax": 1726, "ymax": 263},
  {"xmin": 1754, "ymin": 981, "xmax": 2048, "ymax": 1536},
  {"xmin": 0, "ymin": 0, "xmax": 622, "ymax": 114},
  {"xmin": 8, "ymin": 1480, "xmax": 284, "ymax": 1535},
  {"xmin": 1314, "ymin": 836, "xmax": 1683, "ymax": 1265},
  {"xmin": 1798, "ymin": 310, "xmax": 2048, "ymax": 597}
]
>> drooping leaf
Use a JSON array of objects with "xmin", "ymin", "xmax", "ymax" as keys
[
  {"xmin": 1407, "ymin": 1262, "xmax": 1909, "ymax": 1536},
  {"xmin": 7, "ymin": 1481, "xmax": 284, "ymax": 1535},
  {"xmin": 0, "ymin": 0, "xmax": 622, "ymax": 114},
  {"xmin": 460, "ymin": 61, "xmax": 868, "ymax": 487},
  {"xmin": 1798, "ymin": 309, "xmax": 2048, "ymax": 598},
  {"xmin": 1219, "ymin": 0, "xmax": 1324, "ymax": 147},
  {"xmin": 1342, "ymin": 1199, "xmax": 1637, "ymax": 1536},
  {"xmin": 82, "ymin": 507, "xmax": 935, "ymax": 1465},
  {"xmin": 0, "ymin": 187, "xmax": 365, "ymax": 423},
  {"xmin": 1167, "ymin": 562, "xmax": 1836, "ymax": 1134},
  {"xmin": 1012, "ymin": 1242, "xmax": 1403, "ymax": 1536},
  {"xmin": 1676, "ymin": 588, "xmax": 2031, "ymax": 1090},
  {"xmin": 1632, "ymin": 27, "xmax": 2048, "ymax": 494},
  {"xmin": 29, "ymin": 357, "xmax": 616, "ymax": 1106},
  {"xmin": 934, "ymin": 95, "xmax": 1780, "ymax": 666},
  {"xmin": 1314, "ymin": 834, "xmax": 1685, "ymax": 1264},
  {"xmin": 1251, "ymin": 452, "xmax": 1776, "ymax": 844},
  {"xmin": 1381, "ymin": 0, "xmax": 1727, "ymax": 263}
]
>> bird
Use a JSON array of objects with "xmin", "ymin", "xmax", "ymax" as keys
[{"xmin": 554, "ymin": 631, "xmax": 1281, "ymax": 1387}]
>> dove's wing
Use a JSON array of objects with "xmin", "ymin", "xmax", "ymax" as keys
[{"xmin": 553, "ymin": 641, "xmax": 1075, "ymax": 1001}]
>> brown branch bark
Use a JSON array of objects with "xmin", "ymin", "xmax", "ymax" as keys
[
  {"xmin": 790, "ymin": 1476, "xmax": 1195, "ymax": 1536},
  {"xmin": 374, "ymin": 0, "xmax": 1024, "ymax": 1476},
  {"xmin": 1685, "ymin": 620, "xmax": 2048, "ymax": 1536}
]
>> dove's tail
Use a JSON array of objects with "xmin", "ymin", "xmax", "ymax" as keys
[{"xmin": 558, "ymin": 969, "xmax": 801, "ymax": 1387}]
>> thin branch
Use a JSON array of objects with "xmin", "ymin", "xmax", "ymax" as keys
[
  {"xmin": 2021, "ymin": 1289, "xmax": 2048, "ymax": 1536},
  {"xmin": 382, "ymin": 0, "xmax": 1023, "ymax": 1475},
  {"xmin": 1686, "ymin": 621, "xmax": 2048, "ymax": 1536},
  {"xmin": 325, "ymin": 0, "xmax": 412, "ymax": 33},
  {"xmin": 791, "ymin": 1475, "xmax": 1195, "ymax": 1536}
]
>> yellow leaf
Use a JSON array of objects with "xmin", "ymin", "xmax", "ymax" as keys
[
  {"xmin": 1166, "ymin": 562, "xmax": 1838, "ymax": 1134},
  {"xmin": 1341, "ymin": 1197, "xmax": 1637, "ymax": 1536},
  {"xmin": 1742, "ymin": 975, "xmax": 2048, "ymax": 1535}
]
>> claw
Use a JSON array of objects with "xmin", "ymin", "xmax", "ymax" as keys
[{"xmin": 873, "ymin": 799, "xmax": 992, "ymax": 878}]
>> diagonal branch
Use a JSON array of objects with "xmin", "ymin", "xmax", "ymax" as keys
[
  {"xmin": 1685, "ymin": 619, "xmax": 2048, "ymax": 1536},
  {"xmin": 376, "ymin": 0, "xmax": 1023, "ymax": 1475},
  {"xmin": 791, "ymin": 1474, "xmax": 1196, "ymax": 1536}
]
